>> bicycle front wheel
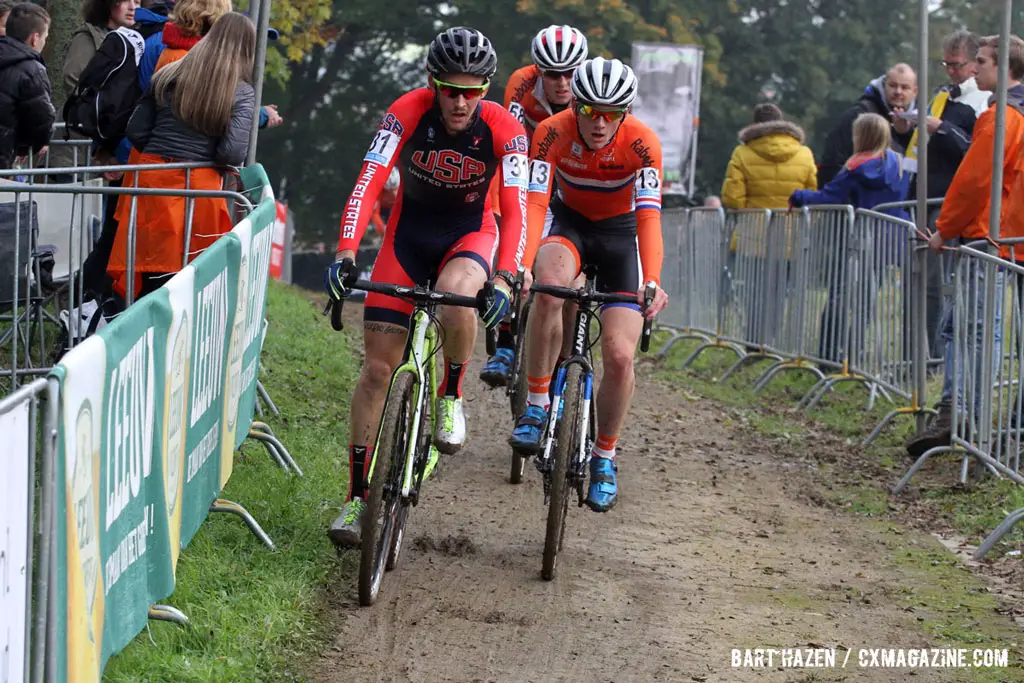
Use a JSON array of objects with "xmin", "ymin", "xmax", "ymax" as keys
[
  {"xmin": 542, "ymin": 364, "xmax": 583, "ymax": 581},
  {"xmin": 359, "ymin": 372, "xmax": 416, "ymax": 606}
]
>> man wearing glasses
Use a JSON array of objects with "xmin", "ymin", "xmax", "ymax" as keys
[
  {"xmin": 893, "ymin": 30, "xmax": 990, "ymax": 367},
  {"xmin": 480, "ymin": 24, "xmax": 589, "ymax": 388},
  {"xmin": 324, "ymin": 27, "xmax": 528, "ymax": 548},
  {"xmin": 508, "ymin": 57, "xmax": 669, "ymax": 512}
]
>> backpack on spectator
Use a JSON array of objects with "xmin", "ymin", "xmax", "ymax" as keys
[{"xmin": 63, "ymin": 27, "xmax": 145, "ymax": 153}]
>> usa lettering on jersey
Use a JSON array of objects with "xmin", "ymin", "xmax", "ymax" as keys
[{"xmin": 411, "ymin": 150, "xmax": 487, "ymax": 184}]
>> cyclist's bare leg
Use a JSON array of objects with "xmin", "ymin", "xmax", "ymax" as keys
[
  {"xmin": 330, "ymin": 322, "xmax": 407, "ymax": 547},
  {"xmin": 594, "ymin": 306, "xmax": 644, "ymax": 445},
  {"xmin": 350, "ymin": 323, "xmax": 408, "ymax": 457},
  {"xmin": 434, "ymin": 256, "xmax": 488, "ymax": 370},
  {"xmin": 527, "ymin": 243, "xmax": 578, "ymax": 384}
]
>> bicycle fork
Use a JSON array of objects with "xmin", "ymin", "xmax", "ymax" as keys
[{"xmin": 536, "ymin": 363, "xmax": 594, "ymax": 505}]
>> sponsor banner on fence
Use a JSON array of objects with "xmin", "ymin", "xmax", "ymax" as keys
[
  {"xmin": 181, "ymin": 236, "xmax": 240, "ymax": 546},
  {"xmin": 630, "ymin": 42, "xmax": 704, "ymax": 197},
  {"xmin": 1, "ymin": 398, "xmax": 31, "ymax": 683},
  {"xmin": 227, "ymin": 199, "xmax": 275, "ymax": 456},
  {"xmin": 54, "ymin": 294, "xmax": 174, "ymax": 683},
  {"xmin": 48, "ymin": 165, "xmax": 278, "ymax": 682}
]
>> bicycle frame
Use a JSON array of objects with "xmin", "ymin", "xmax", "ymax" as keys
[{"xmin": 366, "ymin": 306, "xmax": 439, "ymax": 500}]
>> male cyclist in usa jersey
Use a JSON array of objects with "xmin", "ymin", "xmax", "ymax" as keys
[
  {"xmin": 324, "ymin": 27, "xmax": 529, "ymax": 548},
  {"xmin": 508, "ymin": 57, "xmax": 669, "ymax": 512},
  {"xmin": 480, "ymin": 24, "xmax": 589, "ymax": 388}
]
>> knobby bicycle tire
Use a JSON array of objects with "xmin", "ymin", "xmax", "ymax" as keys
[
  {"xmin": 359, "ymin": 372, "xmax": 415, "ymax": 606},
  {"xmin": 387, "ymin": 371, "xmax": 433, "ymax": 571},
  {"xmin": 509, "ymin": 299, "xmax": 532, "ymax": 484},
  {"xmin": 542, "ymin": 364, "xmax": 583, "ymax": 581}
]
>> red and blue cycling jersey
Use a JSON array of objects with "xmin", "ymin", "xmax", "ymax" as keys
[{"xmin": 336, "ymin": 87, "xmax": 529, "ymax": 278}]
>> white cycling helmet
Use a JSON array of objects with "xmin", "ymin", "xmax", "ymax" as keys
[
  {"xmin": 531, "ymin": 25, "xmax": 588, "ymax": 71},
  {"xmin": 384, "ymin": 167, "xmax": 400, "ymax": 192},
  {"xmin": 571, "ymin": 57, "xmax": 638, "ymax": 108}
]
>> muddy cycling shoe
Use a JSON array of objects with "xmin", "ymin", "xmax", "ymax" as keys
[
  {"xmin": 479, "ymin": 347, "xmax": 514, "ymax": 388},
  {"xmin": 585, "ymin": 457, "xmax": 618, "ymax": 512},
  {"xmin": 327, "ymin": 498, "xmax": 365, "ymax": 549},
  {"xmin": 434, "ymin": 396, "xmax": 466, "ymax": 455},
  {"xmin": 509, "ymin": 404, "xmax": 548, "ymax": 455}
]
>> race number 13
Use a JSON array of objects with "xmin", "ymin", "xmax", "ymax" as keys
[
  {"xmin": 634, "ymin": 168, "xmax": 661, "ymax": 198},
  {"xmin": 528, "ymin": 160, "xmax": 551, "ymax": 193}
]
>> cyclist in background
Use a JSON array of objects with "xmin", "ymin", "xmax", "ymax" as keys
[
  {"xmin": 324, "ymin": 27, "xmax": 529, "ymax": 548},
  {"xmin": 479, "ymin": 24, "xmax": 588, "ymax": 388},
  {"xmin": 508, "ymin": 57, "xmax": 668, "ymax": 512}
]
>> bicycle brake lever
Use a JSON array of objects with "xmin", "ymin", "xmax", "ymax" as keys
[
  {"xmin": 326, "ymin": 298, "xmax": 344, "ymax": 332},
  {"xmin": 640, "ymin": 282, "xmax": 656, "ymax": 353}
]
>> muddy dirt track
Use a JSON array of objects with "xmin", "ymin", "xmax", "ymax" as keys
[{"xmin": 314, "ymin": 319, "xmax": 1018, "ymax": 683}]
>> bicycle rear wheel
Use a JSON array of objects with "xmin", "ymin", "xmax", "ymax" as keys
[
  {"xmin": 509, "ymin": 298, "xmax": 531, "ymax": 484},
  {"xmin": 542, "ymin": 364, "xmax": 583, "ymax": 581},
  {"xmin": 359, "ymin": 372, "xmax": 415, "ymax": 606}
]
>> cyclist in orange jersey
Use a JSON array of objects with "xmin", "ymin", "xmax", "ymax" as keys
[
  {"xmin": 480, "ymin": 24, "xmax": 589, "ymax": 387},
  {"xmin": 508, "ymin": 57, "xmax": 669, "ymax": 512}
]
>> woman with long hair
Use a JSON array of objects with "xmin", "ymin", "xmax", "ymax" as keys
[{"xmin": 106, "ymin": 11, "xmax": 256, "ymax": 298}]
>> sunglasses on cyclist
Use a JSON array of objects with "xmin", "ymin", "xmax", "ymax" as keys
[
  {"xmin": 543, "ymin": 69, "xmax": 574, "ymax": 80},
  {"xmin": 575, "ymin": 103, "xmax": 629, "ymax": 122},
  {"xmin": 432, "ymin": 77, "xmax": 489, "ymax": 99}
]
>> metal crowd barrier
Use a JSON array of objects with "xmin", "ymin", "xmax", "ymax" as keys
[
  {"xmin": 0, "ymin": 162, "xmax": 255, "ymax": 397},
  {"xmin": 657, "ymin": 205, "xmax": 931, "ymax": 439},
  {"xmin": 895, "ymin": 243, "xmax": 1021, "ymax": 493},
  {"xmin": 1, "ymin": 162, "xmax": 293, "ymax": 682}
]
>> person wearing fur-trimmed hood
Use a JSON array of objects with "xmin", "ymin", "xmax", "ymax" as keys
[{"xmin": 721, "ymin": 103, "xmax": 817, "ymax": 210}]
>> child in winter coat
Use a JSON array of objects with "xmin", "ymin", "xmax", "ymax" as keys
[
  {"xmin": 0, "ymin": 2, "xmax": 53, "ymax": 169},
  {"xmin": 790, "ymin": 112, "xmax": 910, "ymax": 217}
]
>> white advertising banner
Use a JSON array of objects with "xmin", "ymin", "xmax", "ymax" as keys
[
  {"xmin": 630, "ymin": 42, "xmax": 704, "ymax": 197},
  {"xmin": 0, "ymin": 399, "xmax": 31, "ymax": 683}
]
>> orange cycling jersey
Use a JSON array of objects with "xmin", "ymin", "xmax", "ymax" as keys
[
  {"xmin": 524, "ymin": 109, "xmax": 664, "ymax": 284},
  {"xmin": 505, "ymin": 64, "xmax": 565, "ymax": 137},
  {"xmin": 492, "ymin": 64, "xmax": 572, "ymax": 216}
]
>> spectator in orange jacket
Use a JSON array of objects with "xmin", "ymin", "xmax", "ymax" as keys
[{"xmin": 908, "ymin": 34, "xmax": 1024, "ymax": 459}]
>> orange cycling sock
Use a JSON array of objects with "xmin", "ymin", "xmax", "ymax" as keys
[
  {"xmin": 527, "ymin": 375, "xmax": 551, "ymax": 409},
  {"xmin": 348, "ymin": 443, "xmax": 373, "ymax": 500},
  {"xmin": 439, "ymin": 358, "xmax": 467, "ymax": 398},
  {"xmin": 593, "ymin": 432, "xmax": 618, "ymax": 460}
]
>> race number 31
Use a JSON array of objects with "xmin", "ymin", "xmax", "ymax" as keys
[{"xmin": 364, "ymin": 129, "xmax": 400, "ymax": 167}]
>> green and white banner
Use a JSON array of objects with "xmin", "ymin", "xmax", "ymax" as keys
[
  {"xmin": 54, "ymin": 294, "xmax": 174, "ymax": 682},
  {"xmin": 50, "ymin": 165, "xmax": 278, "ymax": 682}
]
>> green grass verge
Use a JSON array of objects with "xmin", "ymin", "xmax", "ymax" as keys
[{"xmin": 103, "ymin": 282, "xmax": 356, "ymax": 682}]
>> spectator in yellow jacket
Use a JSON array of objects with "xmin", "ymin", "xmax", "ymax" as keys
[{"xmin": 722, "ymin": 103, "xmax": 817, "ymax": 209}]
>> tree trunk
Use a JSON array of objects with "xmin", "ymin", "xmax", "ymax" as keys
[{"xmin": 41, "ymin": 0, "xmax": 80, "ymax": 108}]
